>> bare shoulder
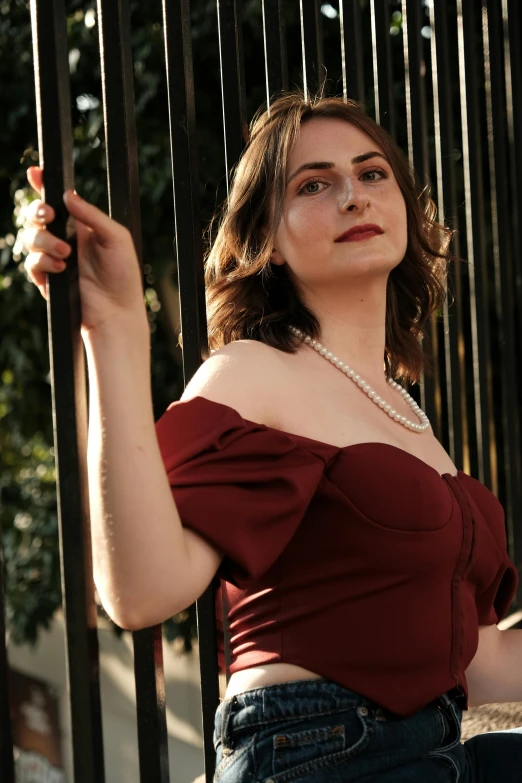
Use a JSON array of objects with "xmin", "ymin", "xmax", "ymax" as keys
[{"xmin": 180, "ymin": 339, "xmax": 286, "ymax": 428}]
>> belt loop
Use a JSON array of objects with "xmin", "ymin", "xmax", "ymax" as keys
[
  {"xmin": 438, "ymin": 692, "xmax": 451, "ymax": 709},
  {"xmin": 220, "ymin": 696, "xmax": 237, "ymax": 754}
]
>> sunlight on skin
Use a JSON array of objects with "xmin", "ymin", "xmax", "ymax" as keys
[{"xmin": 270, "ymin": 117, "xmax": 407, "ymax": 388}]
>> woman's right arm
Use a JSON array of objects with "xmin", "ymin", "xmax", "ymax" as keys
[
  {"xmin": 83, "ymin": 317, "xmax": 222, "ymax": 630},
  {"xmin": 22, "ymin": 168, "xmax": 222, "ymax": 629}
]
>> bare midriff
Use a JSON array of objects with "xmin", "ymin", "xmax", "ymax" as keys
[{"xmin": 225, "ymin": 662, "xmax": 324, "ymax": 699}]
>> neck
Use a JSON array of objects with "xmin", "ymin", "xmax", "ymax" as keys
[{"xmin": 297, "ymin": 279, "xmax": 388, "ymax": 387}]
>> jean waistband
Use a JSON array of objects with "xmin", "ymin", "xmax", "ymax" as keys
[{"xmin": 215, "ymin": 678, "xmax": 463, "ymax": 737}]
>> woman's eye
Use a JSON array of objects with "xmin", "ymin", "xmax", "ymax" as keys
[
  {"xmin": 360, "ymin": 168, "xmax": 388, "ymax": 182},
  {"xmin": 298, "ymin": 179, "xmax": 327, "ymax": 195}
]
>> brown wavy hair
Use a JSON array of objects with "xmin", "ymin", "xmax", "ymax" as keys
[{"xmin": 201, "ymin": 91, "xmax": 454, "ymax": 384}]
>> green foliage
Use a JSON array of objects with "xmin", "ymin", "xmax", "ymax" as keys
[
  {"xmin": 1, "ymin": 430, "xmax": 61, "ymax": 645},
  {"xmin": 0, "ymin": 0, "xmax": 191, "ymax": 648}
]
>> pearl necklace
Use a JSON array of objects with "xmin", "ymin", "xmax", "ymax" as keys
[{"xmin": 289, "ymin": 325, "xmax": 430, "ymax": 433}]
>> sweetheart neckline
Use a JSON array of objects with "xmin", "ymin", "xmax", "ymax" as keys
[{"xmin": 189, "ymin": 395, "xmax": 462, "ymax": 481}]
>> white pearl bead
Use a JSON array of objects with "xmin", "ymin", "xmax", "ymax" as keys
[{"xmin": 288, "ymin": 325, "xmax": 430, "ymax": 434}]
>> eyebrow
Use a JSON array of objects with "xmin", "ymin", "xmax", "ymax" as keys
[{"xmin": 286, "ymin": 151, "xmax": 390, "ymax": 185}]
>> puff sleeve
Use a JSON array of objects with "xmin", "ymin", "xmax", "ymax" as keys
[
  {"xmin": 154, "ymin": 395, "xmax": 326, "ymax": 586},
  {"xmin": 475, "ymin": 554, "xmax": 518, "ymax": 625}
]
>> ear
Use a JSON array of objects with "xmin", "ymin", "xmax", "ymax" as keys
[
  {"xmin": 260, "ymin": 224, "xmax": 285, "ymax": 266},
  {"xmin": 270, "ymin": 246, "xmax": 286, "ymax": 266}
]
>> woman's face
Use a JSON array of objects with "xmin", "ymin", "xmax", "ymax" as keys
[{"xmin": 271, "ymin": 117, "xmax": 408, "ymax": 286}]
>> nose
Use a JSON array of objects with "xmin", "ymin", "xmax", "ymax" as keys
[{"xmin": 340, "ymin": 177, "xmax": 370, "ymax": 213}]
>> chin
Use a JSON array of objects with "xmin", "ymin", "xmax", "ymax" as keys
[{"xmin": 347, "ymin": 255, "xmax": 402, "ymax": 275}]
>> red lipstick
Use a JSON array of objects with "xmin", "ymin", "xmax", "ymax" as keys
[{"xmin": 335, "ymin": 224, "xmax": 384, "ymax": 242}]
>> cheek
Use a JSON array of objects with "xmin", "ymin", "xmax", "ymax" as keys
[
  {"xmin": 283, "ymin": 199, "xmax": 332, "ymax": 244},
  {"xmin": 389, "ymin": 197, "xmax": 408, "ymax": 253}
]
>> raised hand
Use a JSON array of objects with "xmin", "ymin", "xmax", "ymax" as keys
[{"xmin": 24, "ymin": 166, "xmax": 146, "ymax": 337}]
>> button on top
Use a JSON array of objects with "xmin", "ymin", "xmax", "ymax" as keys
[{"xmin": 358, "ymin": 706, "xmax": 369, "ymax": 717}]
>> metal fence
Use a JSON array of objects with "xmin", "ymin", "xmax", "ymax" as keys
[{"xmin": 1, "ymin": 0, "xmax": 521, "ymax": 781}]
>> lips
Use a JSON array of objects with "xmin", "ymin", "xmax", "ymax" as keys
[{"xmin": 335, "ymin": 224, "xmax": 384, "ymax": 242}]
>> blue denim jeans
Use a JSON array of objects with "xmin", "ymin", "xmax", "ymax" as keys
[{"xmin": 212, "ymin": 678, "xmax": 522, "ymax": 782}]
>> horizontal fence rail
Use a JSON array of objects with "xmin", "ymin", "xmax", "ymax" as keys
[{"xmin": 1, "ymin": 1, "xmax": 521, "ymax": 781}]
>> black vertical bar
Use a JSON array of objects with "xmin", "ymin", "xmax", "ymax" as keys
[
  {"xmin": 483, "ymin": 0, "xmax": 522, "ymax": 571},
  {"xmin": 163, "ymin": 0, "xmax": 221, "ymax": 778},
  {"xmin": 132, "ymin": 628, "xmax": 170, "ymax": 782},
  {"xmin": 217, "ymin": 0, "xmax": 248, "ymax": 187},
  {"xmin": 96, "ymin": 1, "xmax": 169, "ymax": 780},
  {"xmin": 162, "ymin": 0, "xmax": 206, "ymax": 390},
  {"xmin": 216, "ymin": 0, "xmax": 253, "ymax": 762},
  {"xmin": 504, "ymin": 0, "xmax": 522, "ymax": 595},
  {"xmin": 0, "ymin": 516, "xmax": 14, "ymax": 783},
  {"xmin": 402, "ymin": 0, "xmax": 441, "ymax": 440},
  {"xmin": 196, "ymin": 583, "xmax": 222, "ymax": 783},
  {"xmin": 96, "ymin": 0, "xmax": 142, "ymax": 249},
  {"xmin": 430, "ymin": 0, "xmax": 467, "ymax": 472},
  {"xmin": 339, "ymin": 0, "xmax": 365, "ymax": 103},
  {"xmin": 215, "ymin": 0, "xmax": 249, "ymax": 712},
  {"xmin": 505, "ymin": 0, "xmax": 522, "ymax": 371},
  {"xmin": 456, "ymin": 0, "xmax": 495, "ymax": 488},
  {"xmin": 29, "ymin": 2, "xmax": 105, "ymax": 781},
  {"xmin": 402, "ymin": 0, "xmax": 429, "ymax": 185},
  {"xmin": 370, "ymin": 0, "xmax": 396, "ymax": 139},
  {"xmin": 299, "ymin": 0, "xmax": 324, "ymax": 99},
  {"xmin": 262, "ymin": 0, "xmax": 289, "ymax": 105}
]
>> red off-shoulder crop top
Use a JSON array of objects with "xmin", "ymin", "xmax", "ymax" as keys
[{"xmin": 155, "ymin": 394, "xmax": 519, "ymax": 717}]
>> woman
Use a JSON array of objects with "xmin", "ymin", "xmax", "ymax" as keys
[{"xmin": 23, "ymin": 92, "xmax": 521, "ymax": 782}]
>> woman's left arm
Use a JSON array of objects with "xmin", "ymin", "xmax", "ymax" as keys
[{"xmin": 466, "ymin": 625, "xmax": 522, "ymax": 707}]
